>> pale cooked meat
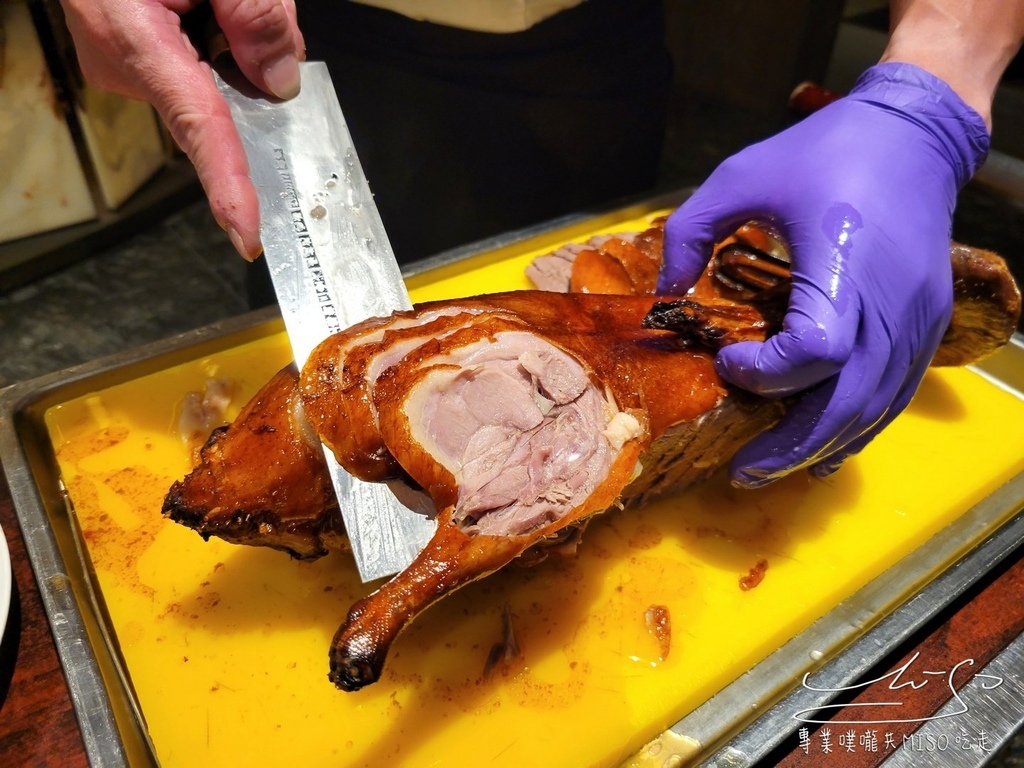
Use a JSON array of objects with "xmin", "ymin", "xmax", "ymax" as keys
[
  {"xmin": 299, "ymin": 306, "xmax": 484, "ymax": 482},
  {"xmin": 383, "ymin": 330, "xmax": 640, "ymax": 535},
  {"xmin": 176, "ymin": 376, "xmax": 239, "ymax": 457}
]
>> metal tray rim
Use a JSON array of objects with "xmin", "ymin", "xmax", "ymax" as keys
[{"xmin": 0, "ymin": 306, "xmax": 285, "ymax": 767}]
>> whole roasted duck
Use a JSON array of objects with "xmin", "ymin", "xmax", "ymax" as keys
[{"xmin": 163, "ymin": 218, "xmax": 1021, "ymax": 691}]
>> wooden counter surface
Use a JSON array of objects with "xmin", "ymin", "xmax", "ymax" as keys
[{"xmin": 0, "ymin": 473, "xmax": 88, "ymax": 768}]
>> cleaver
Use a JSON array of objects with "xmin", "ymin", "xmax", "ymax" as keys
[{"xmin": 215, "ymin": 62, "xmax": 435, "ymax": 582}]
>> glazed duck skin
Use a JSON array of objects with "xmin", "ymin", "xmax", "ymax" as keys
[
  {"xmin": 163, "ymin": 288, "xmax": 746, "ymax": 691},
  {"xmin": 330, "ymin": 307, "xmax": 656, "ymax": 688},
  {"xmin": 326, "ymin": 248, "xmax": 1017, "ymax": 691},
  {"xmin": 162, "ymin": 218, "xmax": 1021, "ymax": 691},
  {"xmin": 163, "ymin": 220, "xmax": 1021, "ymax": 563},
  {"xmin": 163, "ymin": 364, "xmax": 345, "ymax": 560},
  {"xmin": 162, "ymin": 290, "xmax": 719, "ymax": 554}
]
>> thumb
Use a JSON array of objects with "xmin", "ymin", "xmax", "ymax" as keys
[{"xmin": 210, "ymin": 0, "xmax": 305, "ymax": 100}]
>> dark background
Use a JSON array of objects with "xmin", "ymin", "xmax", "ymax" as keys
[{"xmin": 2, "ymin": 0, "xmax": 1021, "ymax": 386}]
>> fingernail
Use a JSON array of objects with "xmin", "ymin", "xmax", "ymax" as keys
[
  {"xmin": 262, "ymin": 53, "xmax": 301, "ymax": 100},
  {"xmin": 227, "ymin": 226, "xmax": 260, "ymax": 262}
]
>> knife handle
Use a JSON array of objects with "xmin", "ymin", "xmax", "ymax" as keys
[{"xmin": 181, "ymin": 4, "xmax": 233, "ymax": 67}]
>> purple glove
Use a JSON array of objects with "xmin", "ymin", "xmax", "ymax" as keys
[{"xmin": 659, "ymin": 63, "xmax": 989, "ymax": 488}]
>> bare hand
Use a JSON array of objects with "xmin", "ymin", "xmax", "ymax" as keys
[{"xmin": 61, "ymin": 0, "xmax": 305, "ymax": 259}]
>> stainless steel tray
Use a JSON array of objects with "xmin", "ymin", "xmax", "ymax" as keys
[{"xmin": 2, "ymin": 196, "xmax": 1023, "ymax": 767}]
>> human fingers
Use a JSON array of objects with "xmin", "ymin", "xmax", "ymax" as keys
[
  {"xmin": 714, "ymin": 274, "xmax": 858, "ymax": 397},
  {"xmin": 60, "ymin": 1, "xmax": 264, "ymax": 258},
  {"xmin": 658, "ymin": 169, "xmax": 762, "ymax": 294},
  {"xmin": 137, "ymin": 16, "xmax": 262, "ymax": 257},
  {"xmin": 727, "ymin": 330, "xmax": 886, "ymax": 488},
  {"xmin": 210, "ymin": 0, "xmax": 304, "ymax": 99},
  {"xmin": 807, "ymin": 312, "xmax": 948, "ymax": 478}
]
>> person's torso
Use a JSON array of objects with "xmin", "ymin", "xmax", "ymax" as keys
[{"xmin": 350, "ymin": 0, "xmax": 587, "ymax": 32}]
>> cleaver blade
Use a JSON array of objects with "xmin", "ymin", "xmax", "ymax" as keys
[{"xmin": 215, "ymin": 62, "xmax": 434, "ymax": 582}]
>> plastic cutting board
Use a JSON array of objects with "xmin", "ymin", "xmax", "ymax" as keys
[{"xmin": 43, "ymin": 212, "xmax": 1024, "ymax": 767}]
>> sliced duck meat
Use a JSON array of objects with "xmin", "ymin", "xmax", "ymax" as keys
[
  {"xmin": 380, "ymin": 329, "xmax": 640, "ymax": 535},
  {"xmin": 299, "ymin": 305, "xmax": 486, "ymax": 482}
]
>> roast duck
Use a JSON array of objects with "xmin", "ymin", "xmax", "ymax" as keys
[{"xmin": 163, "ymin": 217, "xmax": 1021, "ymax": 691}]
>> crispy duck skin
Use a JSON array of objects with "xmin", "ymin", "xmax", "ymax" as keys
[
  {"xmin": 162, "ymin": 364, "xmax": 346, "ymax": 560},
  {"xmin": 936, "ymin": 243, "xmax": 1022, "ymax": 366},
  {"xmin": 327, "ymin": 239, "xmax": 1019, "ymax": 691},
  {"xmin": 299, "ymin": 306, "xmax": 493, "ymax": 484},
  {"xmin": 163, "ymin": 227, "xmax": 1019, "ymax": 561},
  {"xmin": 302, "ymin": 291, "xmax": 716, "ymax": 457},
  {"xmin": 162, "ymin": 217, "xmax": 1020, "ymax": 692},
  {"xmin": 330, "ymin": 309, "xmax": 654, "ymax": 688}
]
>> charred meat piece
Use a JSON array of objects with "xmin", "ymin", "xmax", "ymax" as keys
[{"xmin": 937, "ymin": 243, "xmax": 1022, "ymax": 366}]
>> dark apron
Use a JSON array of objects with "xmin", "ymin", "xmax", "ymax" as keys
[{"xmin": 251, "ymin": 0, "xmax": 671, "ymax": 305}]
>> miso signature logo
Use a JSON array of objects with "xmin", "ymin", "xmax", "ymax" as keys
[{"xmin": 793, "ymin": 651, "xmax": 1004, "ymax": 725}]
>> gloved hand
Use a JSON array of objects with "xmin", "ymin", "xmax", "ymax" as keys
[
  {"xmin": 61, "ymin": 0, "xmax": 305, "ymax": 260},
  {"xmin": 658, "ymin": 63, "xmax": 989, "ymax": 487}
]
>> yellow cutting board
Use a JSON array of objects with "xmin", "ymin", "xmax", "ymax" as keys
[{"xmin": 45, "ymin": 212, "xmax": 1024, "ymax": 767}]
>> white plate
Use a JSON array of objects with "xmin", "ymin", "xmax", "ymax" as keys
[{"xmin": 0, "ymin": 522, "xmax": 10, "ymax": 647}]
